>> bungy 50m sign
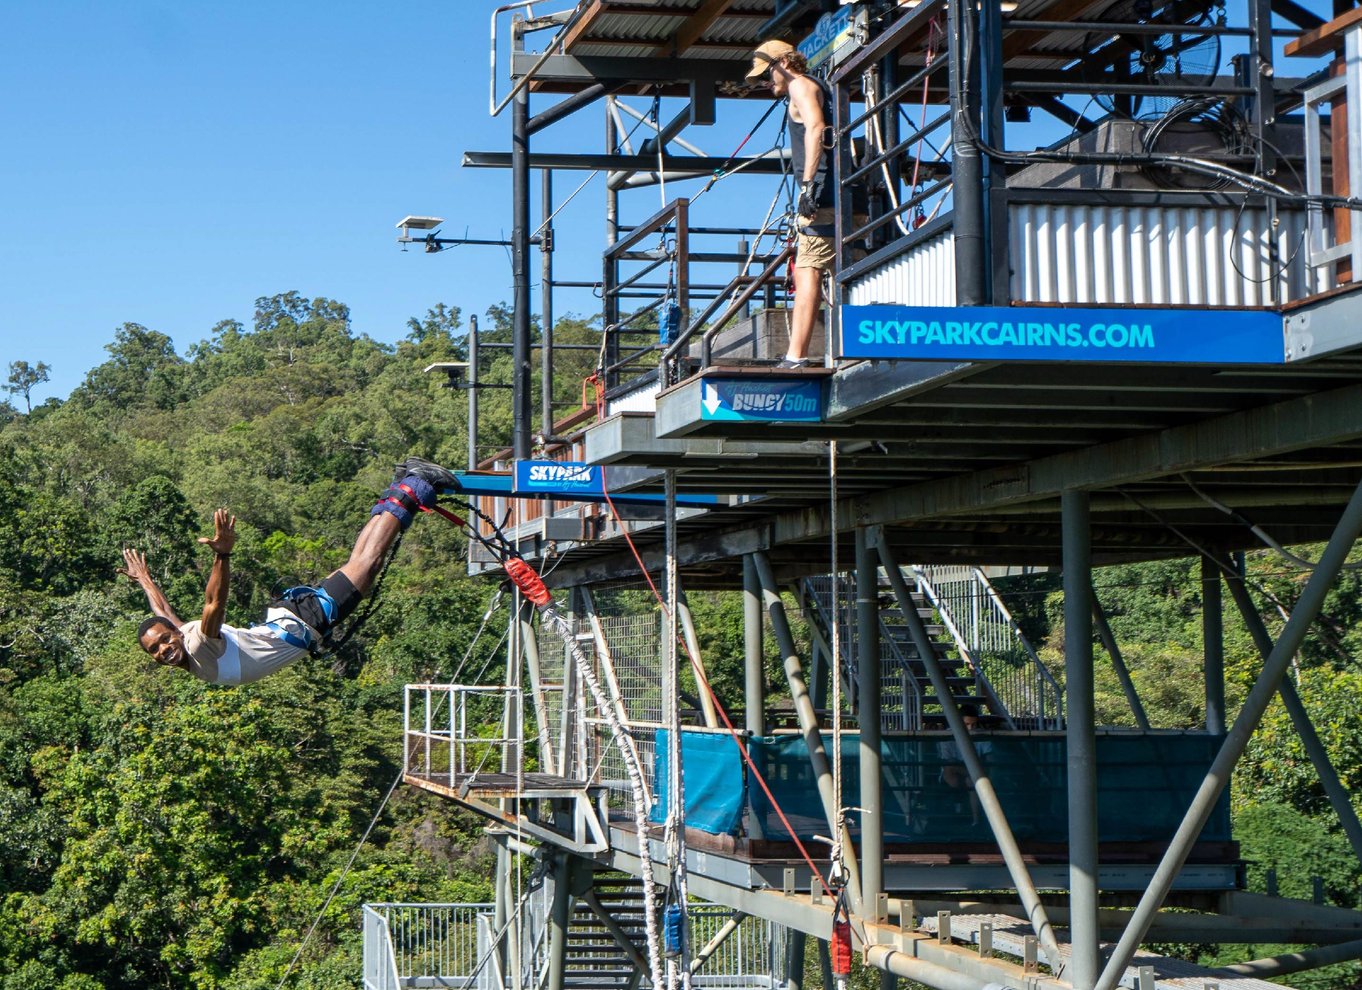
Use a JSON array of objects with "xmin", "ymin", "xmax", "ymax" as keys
[{"xmin": 840, "ymin": 305, "xmax": 1287, "ymax": 365}]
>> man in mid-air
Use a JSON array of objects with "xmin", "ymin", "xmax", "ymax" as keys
[{"xmin": 121, "ymin": 458, "xmax": 455, "ymax": 685}]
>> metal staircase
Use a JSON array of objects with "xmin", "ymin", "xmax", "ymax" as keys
[
  {"xmin": 565, "ymin": 872, "xmax": 654, "ymax": 990},
  {"xmin": 799, "ymin": 565, "xmax": 1061, "ymax": 731}
]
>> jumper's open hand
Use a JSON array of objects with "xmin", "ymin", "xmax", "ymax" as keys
[
  {"xmin": 198, "ymin": 508, "xmax": 237, "ymax": 556},
  {"xmin": 118, "ymin": 547, "xmax": 151, "ymax": 585}
]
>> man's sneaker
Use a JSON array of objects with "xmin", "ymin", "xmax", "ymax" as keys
[
  {"xmin": 394, "ymin": 456, "xmax": 458, "ymax": 492},
  {"xmin": 775, "ymin": 358, "xmax": 808, "ymax": 369}
]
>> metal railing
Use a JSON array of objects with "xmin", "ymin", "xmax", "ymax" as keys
[
  {"xmin": 689, "ymin": 908, "xmax": 789, "ymax": 988},
  {"xmin": 365, "ymin": 900, "xmax": 783, "ymax": 990},
  {"xmin": 1303, "ymin": 20, "xmax": 1362, "ymax": 287},
  {"xmin": 912, "ymin": 566, "xmax": 1063, "ymax": 729},
  {"xmin": 364, "ymin": 906, "xmax": 403, "ymax": 990},
  {"xmin": 404, "ymin": 685, "xmax": 525, "ymax": 779}
]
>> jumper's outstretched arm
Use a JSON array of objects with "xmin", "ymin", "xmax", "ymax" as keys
[
  {"xmin": 119, "ymin": 548, "xmax": 185, "ymax": 628},
  {"xmin": 197, "ymin": 509, "xmax": 236, "ymax": 638}
]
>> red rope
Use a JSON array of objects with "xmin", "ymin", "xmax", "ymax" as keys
[{"xmin": 599, "ymin": 466, "xmax": 834, "ymax": 896}]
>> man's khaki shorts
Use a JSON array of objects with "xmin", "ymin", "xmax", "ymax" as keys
[{"xmin": 795, "ymin": 207, "xmax": 836, "ymax": 271}]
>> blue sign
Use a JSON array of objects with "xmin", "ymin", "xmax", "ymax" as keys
[
  {"xmin": 700, "ymin": 378, "xmax": 823, "ymax": 422},
  {"xmin": 514, "ymin": 461, "xmax": 601, "ymax": 494},
  {"xmin": 798, "ymin": 8, "xmax": 854, "ymax": 70},
  {"xmin": 840, "ymin": 305, "xmax": 1286, "ymax": 365},
  {"xmin": 511, "ymin": 461, "xmax": 721, "ymax": 507}
]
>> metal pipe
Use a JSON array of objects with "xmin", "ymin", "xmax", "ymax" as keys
[
  {"xmin": 1218, "ymin": 937, "xmax": 1362, "ymax": 978},
  {"xmin": 1093, "ymin": 479, "xmax": 1362, "ymax": 990},
  {"xmin": 687, "ymin": 912, "xmax": 747, "ymax": 975},
  {"xmin": 468, "ymin": 314, "xmax": 480, "ymax": 471},
  {"xmin": 519, "ymin": 602, "xmax": 557, "ymax": 775},
  {"xmin": 1091, "ymin": 591, "xmax": 1150, "ymax": 730},
  {"xmin": 512, "ymin": 86, "xmax": 533, "ymax": 460},
  {"xmin": 677, "ymin": 597, "xmax": 719, "ymax": 728},
  {"xmin": 1202, "ymin": 556, "xmax": 1225, "ymax": 735},
  {"xmin": 863, "ymin": 943, "xmax": 1009, "ymax": 990},
  {"xmin": 752, "ymin": 550, "xmax": 862, "ymax": 912},
  {"xmin": 857, "ymin": 528, "xmax": 884, "ymax": 918},
  {"xmin": 541, "ymin": 171, "xmax": 554, "ymax": 438},
  {"xmin": 1220, "ymin": 558, "xmax": 1362, "ymax": 864},
  {"xmin": 528, "ymin": 82, "xmax": 613, "ymax": 136},
  {"xmin": 877, "ymin": 541, "xmax": 1063, "ymax": 970},
  {"xmin": 1064, "ymin": 491, "xmax": 1099, "ymax": 990}
]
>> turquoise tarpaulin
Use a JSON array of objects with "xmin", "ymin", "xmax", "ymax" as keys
[{"xmin": 651, "ymin": 729, "xmax": 747, "ymax": 835}]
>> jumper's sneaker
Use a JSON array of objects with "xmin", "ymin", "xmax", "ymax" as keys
[{"xmin": 393, "ymin": 456, "xmax": 458, "ymax": 492}]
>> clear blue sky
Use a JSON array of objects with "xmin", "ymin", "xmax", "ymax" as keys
[{"xmin": 0, "ymin": 2, "xmax": 778, "ymax": 406}]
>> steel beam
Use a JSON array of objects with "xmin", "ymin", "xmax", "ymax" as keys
[
  {"xmin": 1064, "ymin": 491, "xmax": 1099, "ymax": 990},
  {"xmin": 1219, "ymin": 558, "xmax": 1362, "ymax": 865},
  {"xmin": 464, "ymin": 149, "xmax": 790, "ymax": 175},
  {"xmin": 688, "ymin": 911, "xmax": 746, "ymax": 975},
  {"xmin": 876, "ymin": 539, "xmax": 1063, "ymax": 969},
  {"xmin": 1094, "ymin": 478, "xmax": 1362, "ymax": 990},
  {"xmin": 752, "ymin": 550, "xmax": 863, "ymax": 912},
  {"xmin": 1091, "ymin": 590, "xmax": 1149, "ymax": 729},
  {"xmin": 842, "ymin": 383, "xmax": 1362, "ymax": 530}
]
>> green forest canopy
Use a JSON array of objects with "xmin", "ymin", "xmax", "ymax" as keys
[{"xmin": 3, "ymin": 293, "xmax": 1362, "ymax": 989}]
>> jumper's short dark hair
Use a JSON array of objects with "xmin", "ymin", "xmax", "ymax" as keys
[
  {"xmin": 137, "ymin": 615, "xmax": 176, "ymax": 642},
  {"xmin": 958, "ymin": 703, "xmax": 980, "ymax": 718}
]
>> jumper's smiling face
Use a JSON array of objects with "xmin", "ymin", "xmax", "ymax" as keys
[{"xmin": 140, "ymin": 621, "xmax": 187, "ymax": 667}]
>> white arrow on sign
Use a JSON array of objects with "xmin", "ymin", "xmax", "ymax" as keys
[{"xmin": 701, "ymin": 381, "xmax": 723, "ymax": 415}]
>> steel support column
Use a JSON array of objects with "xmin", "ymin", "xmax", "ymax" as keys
[
  {"xmin": 1064, "ymin": 490, "xmax": 1099, "ymax": 990},
  {"xmin": 1094, "ymin": 479, "xmax": 1362, "ymax": 990},
  {"xmin": 1220, "ymin": 558, "xmax": 1362, "ymax": 863},
  {"xmin": 1092, "ymin": 591, "xmax": 1149, "ymax": 728},
  {"xmin": 856, "ymin": 528, "xmax": 884, "ymax": 921},
  {"xmin": 512, "ymin": 86, "xmax": 533, "ymax": 460},
  {"xmin": 744, "ymin": 554, "xmax": 766, "ymax": 737},
  {"xmin": 752, "ymin": 550, "xmax": 862, "ymax": 911},
  {"xmin": 1202, "ymin": 556, "xmax": 1226, "ymax": 735},
  {"xmin": 547, "ymin": 854, "xmax": 574, "ymax": 990},
  {"xmin": 877, "ymin": 538, "xmax": 1062, "ymax": 968},
  {"xmin": 786, "ymin": 930, "xmax": 809, "ymax": 990},
  {"xmin": 677, "ymin": 596, "xmax": 719, "ymax": 728},
  {"xmin": 948, "ymin": 0, "xmax": 987, "ymax": 305},
  {"xmin": 540, "ymin": 170, "xmax": 554, "ymax": 438}
]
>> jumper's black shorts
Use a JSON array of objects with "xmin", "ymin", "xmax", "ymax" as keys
[{"xmin": 272, "ymin": 572, "xmax": 361, "ymax": 634}]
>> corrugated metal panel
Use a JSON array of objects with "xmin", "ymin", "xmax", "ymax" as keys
[
  {"xmin": 1009, "ymin": 202, "xmax": 1321, "ymax": 306},
  {"xmin": 846, "ymin": 232, "xmax": 957, "ymax": 306}
]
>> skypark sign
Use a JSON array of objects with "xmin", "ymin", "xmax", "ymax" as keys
[{"xmin": 840, "ymin": 305, "xmax": 1286, "ymax": 365}]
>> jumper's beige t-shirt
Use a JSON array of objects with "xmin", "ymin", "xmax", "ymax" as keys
[{"xmin": 178, "ymin": 610, "xmax": 315, "ymax": 684}]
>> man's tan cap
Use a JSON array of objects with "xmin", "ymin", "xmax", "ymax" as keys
[{"xmin": 746, "ymin": 39, "xmax": 796, "ymax": 80}]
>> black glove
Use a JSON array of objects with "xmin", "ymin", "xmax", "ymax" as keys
[{"xmin": 797, "ymin": 179, "xmax": 821, "ymax": 220}]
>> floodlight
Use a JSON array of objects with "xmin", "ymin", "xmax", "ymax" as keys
[{"xmin": 399, "ymin": 216, "xmax": 445, "ymax": 230}]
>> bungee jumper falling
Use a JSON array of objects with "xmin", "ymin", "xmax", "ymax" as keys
[{"xmin": 122, "ymin": 458, "xmax": 460, "ymax": 684}]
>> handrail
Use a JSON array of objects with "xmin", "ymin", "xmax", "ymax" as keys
[
  {"xmin": 691, "ymin": 246, "xmax": 794, "ymax": 369},
  {"xmin": 909, "ymin": 568, "xmax": 1015, "ymax": 729}
]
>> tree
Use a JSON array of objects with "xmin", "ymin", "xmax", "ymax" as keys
[{"xmin": 4, "ymin": 362, "xmax": 50, "ymax": 415}]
